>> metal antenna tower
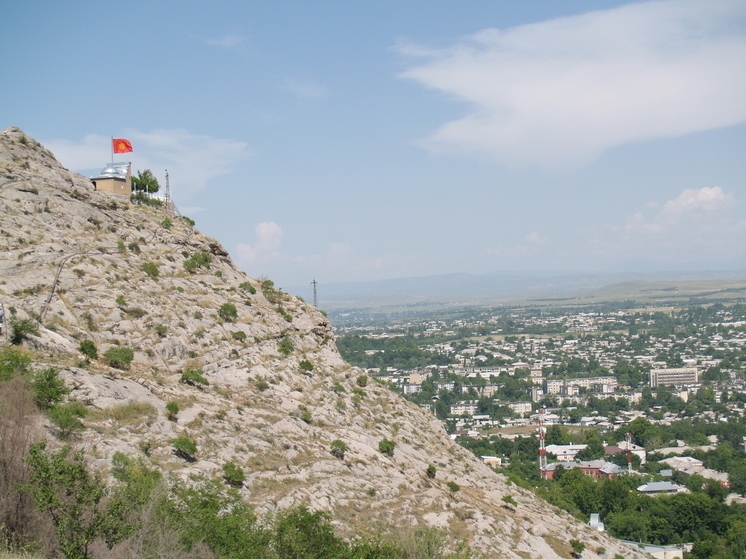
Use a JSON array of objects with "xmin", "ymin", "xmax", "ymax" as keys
[
  {"xmin": 626, "ymin": 432, "xmax": 634, "ymax": 474},
  {"xmin": 538, "ymin": 407, "xmax": 547, "ymax": 478},
  {"xmin": 311, "ymin": 279, "xmax": 318, "ymax": 308},
  {"xmin": 163, "ymin": 170, "xmax": 180, "ymax": 217}
]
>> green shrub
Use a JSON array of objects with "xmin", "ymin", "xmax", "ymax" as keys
[
  {"xmin": 104, "ymin": 346, "xmax": 134, "ymax": 369},
  {"xmin": 141, "ymin": 262, "xmax": 159, "ymax": 278},
  {"xmin": 239, "ymin": 281, "xmax": 257, "ymax": 294},
  {"xmin": 10, "ymin": 317, "xmax": 39, "ymax": 345},
  {"xmin": 182, "ymin": 216, "xmax": 195, "ymax": 226},
  {"xmin": 78, "ymin": 340, "xmax": 98, "ymax": 360},
  {"xmin": 165, "ymin": 401, "xmax": 179, "ymax": 420},
  {"xmin": 330, "ymin": 440, "xmax": 347, "ymax": 459},
  {"xmin": 48, "ymin": 401, "xmax": 88, "ymax": 438},
  {"xmin": 217, "ymin": 303, "xmax": 237, "ymax": 321},
  {"xmin": 0, "ymin": 346, "xmax": 32, "ymax": 381},
  {"xmin": 172, "ymin": 436, "xmax": 197, "ymax": 460},
  {"xmin": 378, "ymin": 438, "xmax": 396, "ymax": 457},
  {"xmin": 115, "ymin": 295, "xmax": 126, "ymax": 306},
  {"xmin": 447, "ymin": 481, "xmax": 460, "ymax": 493},
  {"xmin": 154, "ymin": 324, "xmax": 168, "ymax": 337},
  {"xmin": 32, "ymin": 367, "xmax": 69, "ymax": 409},
  {"xmin": 180, "ymin": 368, "xmax": 209, "ymax": 387},
  {"xmin": 502, "ymin": 495, "xmax": 517, "ymax": 507},
  {"xmin": 332, "ymin": 383, "xmax": 345, "ymax": 393},
  {"xmin": 127, "ymin": 241, "xmax": 141, "ymax": 253},
  {"xmin": 426, "ymin": 464, "xmax": 437, "ymax": 479},
  {"xmin": 300, "ymin": 411, "xmax": 312, "ymax": 424},
  {"xmin": 278, "ymin": 336, "xmax": 294, "ymax": 356},
  {"xmin": 124, "ymin": 307, "xmax": 147, "ymax": 318},
  {"xmin": 161, "ymin": 217, "xmax": 173, "ymax": 230},
  {"xmin": 232, "ymin": 330, "xmax": 247, "ymax": 342},
  {"xmin": 222, "ymin": 462, "xmax": 245, "ymax": 486},
  {"xmin": 299, "ymin": 360, "xmax": 314, "ymax": 372},
  {"xmin": 356, "ymin": 375, "xmax": 368, "ymax": 387},
  {"xmin": 215, "ymin": 270, "xmax": 223, "ymax": 278},
  {"xmin": 570, "ymin": 539, "xmax": 585, "ymax": 558},
  {"xmin": 183, "ymin": 251, "xmax": 211, "ymax": 273}
]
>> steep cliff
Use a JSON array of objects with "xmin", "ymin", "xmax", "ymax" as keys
[{"xmin": 0, "ymin": 126, "xmax": 646, "ymax": 558}]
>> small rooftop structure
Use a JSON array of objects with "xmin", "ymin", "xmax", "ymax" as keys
[
  {"xmin": 91, "ymin": 162, "xmax": 131, "ymax": 195},
  {"xmin": 637, "ymin": 481, "xmax": 687, "ymax": 495}
]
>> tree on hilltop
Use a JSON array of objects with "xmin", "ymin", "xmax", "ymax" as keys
[{"xmin": 132, "ymin": 169, "xmax": 160, "ymax": 193}]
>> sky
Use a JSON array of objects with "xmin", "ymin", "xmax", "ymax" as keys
[{"xmin": 2, "ymin": 0, "xmax": 746, "ymax": 291}]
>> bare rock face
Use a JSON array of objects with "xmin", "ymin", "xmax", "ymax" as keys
[{"xmin": 0, "ymin": 126, "xmax": 647, "ymax": 558}]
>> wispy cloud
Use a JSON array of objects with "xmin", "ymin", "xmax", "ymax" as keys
[
  {"xmin": 397, "ymin": 0, "xmax": 746, "ymax": 168},
  {"xmin": 43, "ymin": 129, "xmax": 252, "ymax": 199}
]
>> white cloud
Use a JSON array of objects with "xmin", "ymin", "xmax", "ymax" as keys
[
  {"xmin": 43, "ymin": 129, "xmax": 252, "ymax": 199},
  {"xmin": 585, "ymin": 186, "xmax": 746, "ymax": 265},
  {"xmin": 235, "ymin": 222, "xmax": 284, "ymax": 264},
  {"xmin": 398, "ymin": 0, "xmax": 746, "ymax": 167}
]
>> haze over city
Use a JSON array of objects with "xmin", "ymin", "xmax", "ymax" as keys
[{"xmin": 3, "ymin": 0, "xmax": 745, "ymax": 287}]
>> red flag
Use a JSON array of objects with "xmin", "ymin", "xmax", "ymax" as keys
[{"xmin": 112, "ymin": 138, "xmax": 133, "ymax": 153}]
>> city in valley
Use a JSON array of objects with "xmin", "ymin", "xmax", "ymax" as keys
[{"xmin": 335, "ymin": 300, "xmax": 746, "ymax": 552}]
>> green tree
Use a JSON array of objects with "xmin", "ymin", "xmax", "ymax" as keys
[
  {"xmin": 274, "ymin": 506, "xmax": 345, "ymax": 559},
  {"xmin": 218, "ymin": 303, "xmax": 238, "ymax": 322},
  {"xmin": 31, "ymin": 367, "xmax": 70, "ymax": 409},
  {"xmin": 22, "ymin": 442, "xmax": 109, "ymax": 559},
  {"xmin": 172, "ymin": 436, "xmax": 197, "ymax": 461},
  {"xmin": 131, "ymin": 169, "xmax": 160, "ymax": 193},
  {"xmin": 10, "ymin": 317, "xmax": 39, "ymax": 345}
]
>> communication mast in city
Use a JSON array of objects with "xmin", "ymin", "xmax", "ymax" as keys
[
  {"xmin": 311, "ymin": 278, "xmax": 318, "ymax": 308},
  {"xmin": 538, "ymin": 407, "xmax": 548, "ymax": 478},
  {"xmin": 626, "ymin": 432, "xmax": 634, "ymax": 474}
]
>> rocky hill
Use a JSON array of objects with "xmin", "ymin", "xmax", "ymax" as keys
[{"xmin": 0, "ymin": 126, "xmax": 646, "ymax": 558}]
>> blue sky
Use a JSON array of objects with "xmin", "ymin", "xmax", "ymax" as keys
[{"xmin": 3, "ymin": 0, "xmax": 746, "ymax": 289}]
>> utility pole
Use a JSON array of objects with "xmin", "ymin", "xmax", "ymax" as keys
[{"xmin": 311, "ymin": 279, "xmax": 318, "ymax": 308}]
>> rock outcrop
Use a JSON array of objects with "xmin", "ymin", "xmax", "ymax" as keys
[{"xmin": 0, "ymin": 126, "xmax": 646, "ymax": 558}]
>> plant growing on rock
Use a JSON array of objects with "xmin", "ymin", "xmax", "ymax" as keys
[
  {"xmin": 277, "ymin": 336, "xmax": 294, "ymax": 356},
  {"xmin": 165, "ymin": 401, "xmax": 179, "ymax": 421},
  {"xmin": 141, "ymin": 262, "xmax": 159, "ymax": 278},
  {"xmin": 78, "ymin": 340, "xmax": 98, "ymax": 360},
  {"xmin": 299, "ymin": 360, "xmax": 314, "ymax": 372},
  {"xmin": 239, "ymin": 281, "xmax": 256, "ymax": 294},
  {"xmin": 180, "ymin": 369, "xmax": 209, "ymax": 387},
  {"xmin": 447, "ymin": 481, "xmax": 460, "ymax": 494},
  {"xmin": 570, "ymin": 539, "xmax": 585, "ymax": 558},
  {"xmin": 426, "ymin": 464, "xmax": 436, "ymax": 479},
  {"xmin": 501, "ymin": 495, "xmax": 517, "ymax": 508},
  {"xmin": 356, "ymin": 375, "xmax": 368, "ymax": 387},
  {"xmin": 9, "ymin": 317, "xmax": 39, "ymax": 345},
  {"xmin": 32, "ymin": 367, "xmax": 69, "ymax": 410},
  {"xmin": 330, "ymin": 440, "xmax": 347, "ymax": 459},
  {"xmin": 217, "ymin": 303, "xmax": 237, "ymax": 322},
  {"xmin": 232, "ymin": 330, "xmax": 247, "ymax": 342},
  {"xmin": 103, "ymin": 347, "xmax": 134, "ymax": 369},
  {"xmin": 222, "ymin": 462, "xmax": 245, "ymax": 486},
  {"xmin": 172, "ymin": 436, "xmax": 197, "ymax": 461},
  {"xmin": 378, "ymin": 438, "xmax": 396, "ymax": 457}
]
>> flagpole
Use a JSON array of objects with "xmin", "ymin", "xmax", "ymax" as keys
[{"xmin": 111, "ymin": 136, "xmax": 114, "ymax": 164}]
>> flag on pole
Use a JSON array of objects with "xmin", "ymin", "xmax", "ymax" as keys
[{"xmin": 112, "ymin": 138, "xmax": 133, "ymax": 153}]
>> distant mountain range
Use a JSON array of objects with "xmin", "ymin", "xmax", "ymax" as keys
[{"xmin": 287, "ymin": 269, "xmax": 746, "ymax": 310}]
